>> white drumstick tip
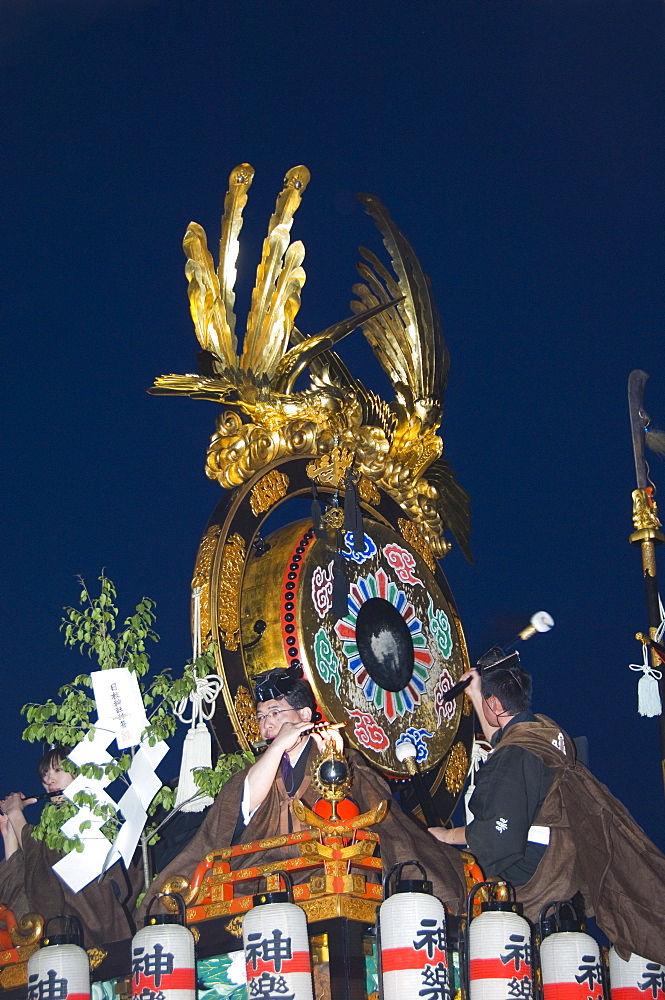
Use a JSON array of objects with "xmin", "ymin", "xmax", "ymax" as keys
[
  {"xmin": 395, "ymin": 739, "xmax": 418, "ymax": 762},
  {"xmin": 530, "ymin": 611, "xmax": 554, "ymax": 632}
]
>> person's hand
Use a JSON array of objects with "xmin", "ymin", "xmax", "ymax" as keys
[
  {"xmin": 0, "ymin": 793, "xmax": 36, "ymax": 817},
  {"xmin": 271, "ymin": 719, "xmax": 315, "ymax": 754},
  {"xmin": 428, "ymin": 825, "xmax": 454, "ymax": 844},
  {"xmin": 459, "ymin": 668, "xmax": 482, "ymax": 701},
  {"xmin": 0, "ymin": 810, "xmax": 21, "ymax": 858},
  {"xmin": 311, "ymin": 725, "xmax": 344, "ymax": 754},
  {"xmin": 428, "ymin": 825, "xmax": 467, "ymax": 845}
]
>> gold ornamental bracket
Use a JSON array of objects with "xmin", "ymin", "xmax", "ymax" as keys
[
  {"xmin": 9, "ymin": 913, "xmax": 43, "ymax": 948},
  {"xmin": 292, "ymin": 798, "xmax": 389, "ymax": 835},
  {"xmin": 0, "ymin": 913, "xmax": 44, "ymax": 991},
  {"xmin": 630, "ymin": 487, "xmax": 664, "ymax": 546},
  {"xmin": 306, "ymin": 446, "xmax": 355, "ymax": 489}
]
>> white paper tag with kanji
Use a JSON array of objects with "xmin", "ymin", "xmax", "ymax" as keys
[{"xmin": 91, "ymin": 667, "xmax": 149, "ymax": 749}]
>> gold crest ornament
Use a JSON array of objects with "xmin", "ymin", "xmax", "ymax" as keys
[
  {"xmin": 149, "ymin": 164, "xmax": 471, "ymax": 562},
  {"xmin": 151, "ymin": 165, "xmax": 475, "ymax": 822}
]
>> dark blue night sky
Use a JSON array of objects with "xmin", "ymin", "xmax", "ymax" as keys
[{"xmin": 2, "ymin": 0, "xmax": 665, "ymax": 847}]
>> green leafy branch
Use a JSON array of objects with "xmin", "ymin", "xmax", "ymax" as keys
[
  {"xmin": 20, "ymin": 574, "xmax": 250, "ymax": 867},
  {"xmin": 193, "ymin": 751, "xmax": 254, "ymax": 801},
  {"xmin": 145, "ymin": 751, "xmax": 253, "ymax": 847}
]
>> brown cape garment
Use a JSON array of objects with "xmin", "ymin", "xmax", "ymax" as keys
[
  {"xmin": 497, "ymin": 716, "xmax": 665, "ymax": 964},
  {"xmin": 141, "ymin": 743, "xmax": 466, "ymax": 918},
  {"xmin": 0, "ymin": 825, "xmax": 142, "ymax": 947}
]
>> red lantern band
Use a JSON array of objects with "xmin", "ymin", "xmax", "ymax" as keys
[
  {"xmin": 382, "ymin": 946, "xmax": 448, "ymax": 973},
  {"xmin": 132, "ymin": 968, "xmax": 196, "ymax": 994},
  {"xmin": 246, "ymin": 951, "xmax": 312, "ymax": 977}
]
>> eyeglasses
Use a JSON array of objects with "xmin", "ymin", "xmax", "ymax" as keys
[{"xmin": 256, "ymin": 708, "xmax": 296, "ymax": 725}]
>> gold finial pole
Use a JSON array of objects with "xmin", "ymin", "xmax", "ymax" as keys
[{"xmin": 628, "ymin": 370, "xmax": 665, "ymax": 795}]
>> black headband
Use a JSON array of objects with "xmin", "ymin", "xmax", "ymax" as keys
[
  {"xmin": 475, "ymin": 646, "xmax": 521, "ymax": 673},
  {"xmin": 253, "ymin": 666, "xmax": 303, "ymax": 703}
]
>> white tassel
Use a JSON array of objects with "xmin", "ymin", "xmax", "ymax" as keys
[
  {"xmin": 638, "ymin": 671, "xmax": 662, "ymax": 718},
  {"xmin": 175, "ymin": 722, "xmax": 214, "ymax": 812},
  {"xmin": 173, "ymin": 586, "xmax": 222, "ymax": 812},
  {"xmin": 629, "ymin": 645, "xmax": 663, "ymax": 718}
]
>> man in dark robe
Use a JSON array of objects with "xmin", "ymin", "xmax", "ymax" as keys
[
  {"xmin": 0, "ymin": 748, "xmax": 141, "ymax": 946},
  {"xmin": 0, "ymin": 824, "xmax": 141, "ymax": 946},
  {"xmin": 429, "ymin": 662, "xmax": 665, "ymax": 964},
  {"xmin": 142, "ymin": 670, "xmax": 466, "ymax": 915}
]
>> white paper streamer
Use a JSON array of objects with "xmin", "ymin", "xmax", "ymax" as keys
[
  {"xmin": 107, "ymin": 739, "xmax": 169, "ymax": 868},
  {"xmin": 54, "ymin": 667, "xmax": 168, "ymax": 891},
  {"xmin": 464, "ymin": 737, "xmax": 492, "ymax": 825}
]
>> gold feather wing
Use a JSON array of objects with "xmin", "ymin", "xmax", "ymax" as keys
[
  {"xmin": 183, "ymin": 223, "xmax": 237, "ymax": 367},
  {"xmin": 352, "ymin": 193, "xmax": 449, "ymax": 404},
  {"xmin": 217, "ymin": 163, "xmax": 255, "ymax": 342},
  {"xmin": 182, "ymin": 164, "xmax": 255, "ymax": 369},
  {"xmin": 273, "ymin": 298, "xmax": 403, "ymax": 395},
  {"xmin": 242, "ymin": 165, "xmax": 310, "ymax": 376},
  {"xmin": 425, "ymin": 457, "xmax": 473, "ymax": 563}
]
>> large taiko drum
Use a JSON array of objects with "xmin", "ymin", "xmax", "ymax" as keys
[{"xmin": 192, "ymin": 456, "xmax": 474, "ymax": 821}]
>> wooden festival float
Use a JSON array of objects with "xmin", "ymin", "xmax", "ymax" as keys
[
  {"xmin": 5, "ymin": 166, "xmax": 660, "ymax": 1000},
  {"xmin": 146, "ymin": 161, "xmax": 478, "ymax": 999}
]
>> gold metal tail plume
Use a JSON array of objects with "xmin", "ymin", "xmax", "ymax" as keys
[
  {"xmin": 219, "ymin": 163, "xmax": 255, "ymax": 343},
  {"xmin": 149, "ymin": 164, "xmax": 471, "ymax": 561},
  {"xmin": 243, "ymin": 165, "xmax": 309, "ymax": 375},
  {"xmin": 182, "ymin": 164, "xmax": 255, "ymax": 367}
]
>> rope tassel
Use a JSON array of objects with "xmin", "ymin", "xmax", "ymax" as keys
[
  {"xmin": 311, "ymin": 485, "xmax": 326, "ymax": 539},
  {"xmin": 175, "ymin": 722, "xmax": 214, "ymax": 811},
  {"xmin": 343, "ymin": 471, "xmax": 364, "ymax": 552},
  {"xmin": 629, "ymin": 643, "xmax": 663, "ymax": 718},
  {"xmin": 639, "ymin": 670, "xmax": 663, "ymax": 718},
  {"xmin": 331, "ymin": 549, "xmax": 349, "ymax": 619},
  {"xmin": 174, "ymin": 587, "xmax": 223, "ymax": 812}
]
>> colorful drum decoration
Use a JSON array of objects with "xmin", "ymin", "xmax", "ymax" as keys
[
  {"xmin": 242, "ymin": 516, "xmax": 466, "ymax": 775},
  {"xmin": 194, "ymin": 452, "xmax": 474, "ymax": 822},
  {"xmin": 609, "ymin": 948, "xmax": 665, "ymax": 1000},
  {"xmin": 131, "ymin": 895, "xmax": 196, "ymax": 1000},
  {"xmin": 27, "ymin": 916, "xmax": 90, "ymax": 1000},
  {"xmin": 379, "ymin": 861, "xmax": 450, "ymax": 1000},
  {"xmin": 539, "ymin": 902, "xmax": 605, "ymax": 1000},
  {"xmin": 242, "ymin": 877, "xmax": 314, "ymax": 1000}
]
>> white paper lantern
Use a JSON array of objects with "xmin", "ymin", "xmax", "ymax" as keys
[
  {"xmin": 609, "ymin": 947, "xmax": 665, "ymax": 1000},
  {"xmin": 539, "ymin": 901, "xmax": 605, "ymax": 1000},
  {"xmin": 467, "ymin": 882, "xmax": 534, "ymax": 1000},
  {"xmin": 132, "ymin": 894, "xmax": 196, "ymax": 1000},
  {"xmin": 243, "ymin": 878, "xmax": 314, "ymax": 1000},
  {"xmin": 379, "ymin": 861, "xmax": 450, "ymax": 1000},
  {"xmin": 27, "ymin": 916, "xmax": 90, "ymax": 1000}
]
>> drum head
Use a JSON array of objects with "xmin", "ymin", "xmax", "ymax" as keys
[{"xmin": 242, "ymin": 517, "xmax": 466, "ymax": 776}]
